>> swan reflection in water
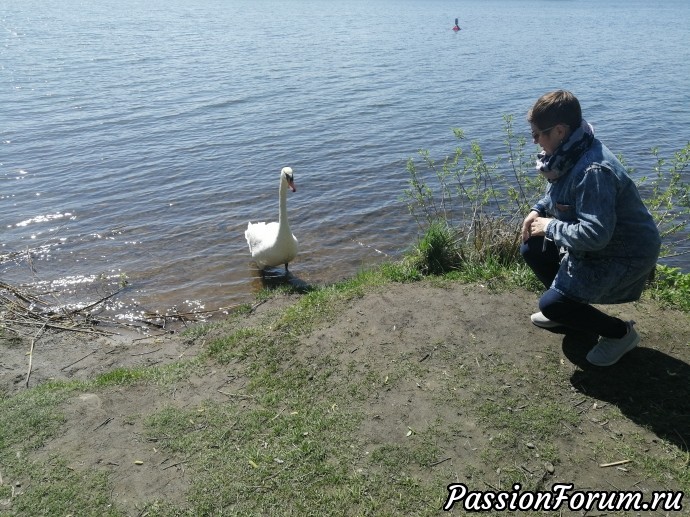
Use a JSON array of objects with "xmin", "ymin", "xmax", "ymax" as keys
[{"xmin": 249, "ymin": 266, "xmax": 312, "ymax": 294}]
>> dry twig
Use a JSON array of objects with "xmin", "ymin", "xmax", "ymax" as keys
[
  {"xmin": 25, "ymin": 322, "xmax": 47, "ymax": 388},
  {"xmin": 599, "ymin": 459, "xmax": 631, "ymax": 468}
]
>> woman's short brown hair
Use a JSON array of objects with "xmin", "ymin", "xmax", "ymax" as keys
[{"xmin": 527, "ymin": 90, "xmax": 582, "ymax": 132}]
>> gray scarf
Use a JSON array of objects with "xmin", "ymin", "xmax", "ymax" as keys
[{"xmin": 535, "ymin": 119, "xmax": 595, "ymax": 181}]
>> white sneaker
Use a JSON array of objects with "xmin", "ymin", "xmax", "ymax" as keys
[
  {"xmin": 586, "ymin": 321, "xmax": 640, "ymax": 366},
  {"xmin": 530, "ymin": 311, "xmax": 562, "ymax": 329}
]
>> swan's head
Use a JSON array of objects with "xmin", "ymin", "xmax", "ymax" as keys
[{"xmin": 281, "ymin": 166, "xmax": 296, "ymax": 192}]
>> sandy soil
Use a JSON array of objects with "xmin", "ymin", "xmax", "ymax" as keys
[{"xmin": 1, "ymin": 282, "xmax": 689, "ymax": 514}]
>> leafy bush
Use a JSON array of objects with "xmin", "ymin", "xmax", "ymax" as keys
[{"xmin": 649, "ymin": 265, "xmax": 690, "ymax": 312}]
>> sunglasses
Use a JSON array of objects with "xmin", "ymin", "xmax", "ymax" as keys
[{"xmin": 531, "ymin": 125, "xmax": 556, "ymax": 140}]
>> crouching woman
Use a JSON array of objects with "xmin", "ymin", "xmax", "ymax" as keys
[{"xmin": 520, "ymin": 90, "xmax": 660, "ymax": 366}]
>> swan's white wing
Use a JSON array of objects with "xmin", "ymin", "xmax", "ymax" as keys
[
  {"xmin": 245, "ymin": 221, "xmax": 278, "ymax": 254},
  {"xmin": 245, "ymin": 221, "xmax": 298, "ymax": 269},
  {"xmin": 246, "ymin": 221, "xmax": 289, "ymax": 268}
]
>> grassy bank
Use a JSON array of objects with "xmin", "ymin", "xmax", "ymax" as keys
[{"xmin": 1, "ymin": 261, "xmax": 689, "ymax": 515}]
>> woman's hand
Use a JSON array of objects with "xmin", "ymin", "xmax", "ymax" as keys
[
  {"xmin": 521, "ymin": 211, "xmax": 540, "ymax": 242},
  {"xmin": 530, "ymin": 217, "xmax": 553, "ymax": 238},
  {"xmin": 522, "ymin": 212, "xmax": 553, "ymax": 242}
]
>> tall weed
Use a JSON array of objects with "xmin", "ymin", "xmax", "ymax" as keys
[
  {"xmin": 402, "ymin": 116, "xmax": 543, "ymax": 270},
  {"xmin": 638, "ymin": 143, "xmax": 690, "ymax": 258}
]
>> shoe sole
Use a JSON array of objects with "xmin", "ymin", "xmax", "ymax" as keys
[
  {"xmin": 531, "ymin": 319, "xmax": 563, "ymax": 329},
  {"xmin": 586, "ymin": 333, "xmax": 641, "ymax": 367}
]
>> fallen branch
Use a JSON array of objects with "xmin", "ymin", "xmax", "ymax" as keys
[
  {"xmin": 62, "ymin": 287, "xmax": 125, "ymax": 316},
  {"xmin": 1, "ymin": 281, "xmax": 121, "ymax": 339},
  {"xmin": 61, "ymin": 350, "xmax": 98, "ymax": 371},
  {"xmin": 25, "ymin": 322, "xmax": 48, "ymax": 388},
  {"xmin": 218, "ymin": 390, "xmax": 254, "ymax": 399},
  {"xmin": 2, "ymin": 276, "xmax": 250, "ymax": 352},
  {"xmin": 599, "ymin": 459, "xmax": 631, "ymax": 468},
  {"xmin": 0, "ymin": 281, "xmax": 42, "ymax": 305},
  {"xmin": 428, "ymin": 457, "xmax": 451, "ymax": 467},
  {"xmin": 249, "ymin": 300, "xmax": 267, "ymax": 313},
  {"xmin": 93, "ymin": 417, "xmax": 113, "ymax": 432}
]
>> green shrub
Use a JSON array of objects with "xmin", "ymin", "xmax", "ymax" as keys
[
  {"xmin": 649, "ymin": 265, "xmax": 690, "ymax": 312},
  {"xmin": 408, "ymin": 220, "xmax": 462, "ymax": 275}
]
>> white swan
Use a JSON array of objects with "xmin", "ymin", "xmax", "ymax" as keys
[{"xmin": 245, "ymin": 167, "xmax": 298, "ymax": 273}]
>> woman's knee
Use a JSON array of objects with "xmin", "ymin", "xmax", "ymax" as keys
[
  {"xmin": 519, "ymin": 238, "xmax": 539, "ymax": 261},
  {"xmin": 538, "ymin": 289, "xmax": 569, "ymax": 320},
  {"xmin": 538, "ymin": 296, "xmax": 558, "ymax": 320}
]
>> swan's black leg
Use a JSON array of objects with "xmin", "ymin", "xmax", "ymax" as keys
[{"xmin": 284, "ymin": 263, "xmax": 289, "ymax": 274}]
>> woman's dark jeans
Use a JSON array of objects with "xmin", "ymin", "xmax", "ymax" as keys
[{"xmin": 520, "ymin": 236, "xmax": 627, "ymax": 339}]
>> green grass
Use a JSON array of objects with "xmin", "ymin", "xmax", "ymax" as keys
[
  {"xmin": 0, "ymin": 383, "xmax": 118, "ymax": 516},
  {"xmin": 5, "ymin": 458, "xmax": 119, "ymax": 517}
]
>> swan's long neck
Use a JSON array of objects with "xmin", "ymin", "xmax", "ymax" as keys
[{"xmin": 278, "ymin": 176, "xmax": 290, "ymax": 232}]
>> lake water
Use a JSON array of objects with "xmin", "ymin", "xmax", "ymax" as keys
[{"xmin": 2, "ymin": 0, "xmax": 689, "ymax": 325}]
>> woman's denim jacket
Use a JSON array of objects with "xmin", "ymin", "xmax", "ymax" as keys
[{"xmin": 531, "ymin": 138, "xmax": 660, "ymax": 304}]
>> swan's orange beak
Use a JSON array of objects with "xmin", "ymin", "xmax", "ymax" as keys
[{"xmin": 284, "ymin": 169, "xmax": 296, "ymax": 192}]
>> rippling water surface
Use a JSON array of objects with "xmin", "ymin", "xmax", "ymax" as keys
[{"xmin": 2, "ymin": 0, "xmax": 689, "ymax": 323}]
